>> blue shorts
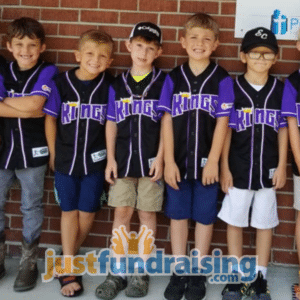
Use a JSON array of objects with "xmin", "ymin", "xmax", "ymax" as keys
[
  {"xmin": 54, "ymin": 171, "xmax": 105, "ymax": 212},
  {"xmin": 165, "ymin": 179, "xmax": 218, "ymax": 224}
]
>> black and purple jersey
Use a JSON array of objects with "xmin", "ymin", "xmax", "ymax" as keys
[
  {"xmin": 0, "ymin": 60, "xmax": 58, "ymax": 170},
  {"xmin": 44, "ymin": 68, "xmax": 113, "ymax": 176},
  {"xmin": 158, "ymin": 62, "xmax": 234, "ymax": 180},
  {"xmin": 106, "ymin": 67, "xmax": 166, "ymax": 178},
  {"xmin": 229, "ymin": 75, "xmax": 287, "ymax": 190},
  {"xmin": 281, "ymin": 69, "xmax": 300, "ymax": 176}
]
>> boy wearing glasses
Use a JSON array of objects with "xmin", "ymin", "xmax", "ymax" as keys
[{"xmin": 218, "ymin": 27, "xmax": 288, "ymax": 300}]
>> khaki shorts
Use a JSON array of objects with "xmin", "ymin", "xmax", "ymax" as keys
[{"xmin": 108, "ymin": 177, "xmax": 164, "ymax": 212}]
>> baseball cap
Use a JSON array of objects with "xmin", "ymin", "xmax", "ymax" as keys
[
  {"xmin": 241, "ymin": 27, "xmax": 278, "ymax": 54},
  {"xmin": 129, "ymin": 22, "xmax": 162, "ymax": 44}
]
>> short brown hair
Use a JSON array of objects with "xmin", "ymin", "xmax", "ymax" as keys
[
  {"xmin": 7, "ymin": 17, "xmax": 45, "ymax": 44},
  {"xmin": 183, "ymin": 13, "xmax": 219, "ymax": 40},
  {"xmin": 78, "ymin": 29, "xmax": 114, "ymax": 55}
]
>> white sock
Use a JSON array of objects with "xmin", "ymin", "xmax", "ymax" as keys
[{"xmin": 256, "ymin": 266, "xmax": 267, "ymax": 279}]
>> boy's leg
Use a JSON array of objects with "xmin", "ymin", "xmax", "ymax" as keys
[
  {"xmin": 13, "ymin": 165, "xmax": 46, "ymax": 292},
  {"xmin": 294, "ymin": 174, "xmax": 300, "ymax": 299},
  {"xmin": 0, "ymin": 169, "xmax": 15, "ymax": 279},
  {"xmin": 227, "ymin": 224, "xmax": 243, "ymax": 258},
  {"xmin": 171, "ymin": 219, "xmax": 188, "ymax": 255}
]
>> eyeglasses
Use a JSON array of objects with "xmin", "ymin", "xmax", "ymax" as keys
[{"xmin": 247, "ymin": 51, "xmax": 276, "ymax": 61}]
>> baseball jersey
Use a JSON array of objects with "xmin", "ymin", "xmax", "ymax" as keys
[
  {"xmin": 229, "ymin": 75, "xmax": 287, "ymax": 190},
  {"xmin": 281, "ymin": 69, "xmax": 300, "ymax": 176},
  {"xmin": 0, "ymin": 60, "xmax": 58, "ymax": 170},
  {"xmin": 158, "ymin": 62, "xmax": 234, "ymax": 180},
  {"xmin": 106, "ymin": 67, "xmax": 166, "ymax": 178},
  {"xmin": 44, "ymin": 68, "xmax": 113, "ymax": 176}
]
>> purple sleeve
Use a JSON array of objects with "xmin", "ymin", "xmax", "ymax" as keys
[
  {"xmin": 215, "ymin": 76, "xmax": 235, "ymax": 117},
  {"xmin": 0, "ymin": 74, "xmax": 6, "ymax": 101},
  {"xmin": 43, "ymin": 80, "xmax": 61, "ymax": 117},
  {"xmin": 228, "ymin": 105, "xmax": 237, "ymax": 129},
  {"xmin": 281, "ymin": 78, "xmax": 297, "ymax": 117},
  {"xmin": 30, "ymin": 65, "xmax": 59, "ymax": 98},
  {"xmin": 157, "ymin": 74, "xmax": 174, "ymax": 114},
  {"xmin": 106, "ymin": 85, "xmax": 116, "ymax": 122},
  {"xmin": 279, "ymin": 115, "xmax": 287, "ymax": 128}
]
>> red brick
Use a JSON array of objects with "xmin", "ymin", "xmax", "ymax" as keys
[
  {"xmin": 160, "ymin": 14, "xmax": 189, "ymax": 27},
  {"xmin": 271, "ymin": 62, "xmax": 300, "ymax": 77},
  {"xmin": 211, "ymin": 229, "xmax": 228, "ymax": 245},
  {"xmin": 6, "ymin": 229, "xmax": 22, "ymax": 241},
  {"xmin": 221, "ymin": 2, "xmax": 236, "ymax": 15},
  {"xmin": 162, "ymin": 29, "xmax": 177, "ymax": 42},
  {"xmin": 282, "ymin": 47, "xmax": 300, "ymax": 61},
  {"xmin": 272, "ymin": 236, "xmax": 294, "ymax": 250},
  {"xmin": 156, "ymin": 56, "xmax": 176, "ymax": 69},
  {"xmin": 140, "ymin": 0, "xmax": 177, "ymax": 12},
  {"xmin": 157, "ymin": 212, "xmax": 170, "ymax": 226},
  {"xmin": 219, "ymin": 30, "xmax": 238, "ymax": 44},
  {"xmin": 120, "ymin": 12, "xmax": 157, "ymax": 25},
  {"xmin": 61, "ymin": 0, "xmax": 98, "ymax": 8},
  {"xmin": 81, "ymin": 10, "xmax": 118, "ymax": 24},
  {"xmin": 46, "ymin": 37, "xmax": 78, "ymax": 50},
  {"xmin": 5, "ymin": 203, "xmax": 20, "ymax": 214},
  {"xmin": 156, "ymin": 240, "xmax": 172, "ymax": 255},
  {"xmin": 180, "ymin": 1, "xmax": 219, "ymax": 14},
  {"xmin": 9, "ymin": 189, "xmax": 21, "ymax": 201},
  {"xmin": 40, "ymin": 231, "xmax": 61, "ymax": 244},
  {"xmin": 214, "ymin": 16, "xmax": 235, "ymax": 29},
  {"xmin": 7, "ymin": 244, "xmax": 21, "ymax": 257},
  {"xmin": 3, "ymin": 8, "xmax": 40, "ymax": 20},
  {"xmin": 41, "ymin": 9, "xmax": 78, "ymax": 22},
  {"xmin": 156, "ymin": 225, "xmax": 169, "ymax": 240},
  {"xmin": 101, "ymin": 26, "xmax": 132, "ymax": 39},
  {"xmin": 58, "ymin": 51, "xmax": 77, "ymax": 65},
  {"xmin": 287, "ymin": 165, "xmax": 293, "ymax": 179},
  {"xmin": 162, "ymin": 42, "xmax": 186, "ymax": 56},
  {"xmin": 277, "ymin": 208, "xmax": 296, "ymax": 221},
  {"xmin": 218, "ymin": 59, "xmax": 245, "ymax": 73},
  {"xmin": 100, "ymin": 0, "xmax": 137, "ymax": 10},
  {"xmin": 44, "ymin": 204, "xmax": 61, "ymax": 217},
  {"xmin": 94, "ymin": 207, "xmax": 110, "ymax": 221},
  {"xmin": 90, "ymin": 221, "xmax": 112, "ymax": 235},
  {"xmin": 277, "ymin": 193, "xmax": 294, "ymax": 207},
  {"xmin": 214, "ymin": 45, "xmax": 238, "ymax": 58},
  {"xmin": 44, "ymin": 177, "xmax": 54, "ymax": 190},
  {"xmin": 22, "ymin": 0, "xmax": 59, "ymax": 7},
  {"xmin": 40, "ymin": 51, "xmax": 57, "ymax": 64},
  {"xmin": 59, "ymin": 24, "xmax": 96, "ymax": 36},
  {"xmin": 82, "ymin": 235, "xmax": 107, "ymax": 248},
  {"xmin": 0, "ymin": 0, "xmax": 19, "ymax": 4},
  {"xmin": 49, "ymin": 218, "xmax": 61, "ymax": 232},
  {"xmin": 275, "ymin": 222, "xmax": 295, "ymax": 236},
  {"xmin": 273, "ymin": 250, "xmax": 298, "ymax": 264}
]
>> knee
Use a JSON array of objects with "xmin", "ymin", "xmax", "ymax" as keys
[
  {"xmin": 138, "ymin": 210, "xmax": 156, "ymax": 223},
  {"xmin": 114, "ymin": 207, "xmax": 134, "ymax": 223}
]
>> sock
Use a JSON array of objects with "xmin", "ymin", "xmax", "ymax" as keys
[
  {"xmin": 112, "ymin": 261, "xmax": 126, "ymax": 278},
  {"xmin": 256, "ymin": 266, "xmax": 267, "ymax": 279},
  {"xmin": 134, "ymin": 261, "xmax": 145, "ymax": 273}
]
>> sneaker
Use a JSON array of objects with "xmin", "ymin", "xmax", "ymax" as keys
[
  {"xmin": 125, "ymin": 274, "xmax": 150, "ymax": 297},
  {"xmin": 164, "ymin": 273, "xmax": 188, "ymax": 300},
  {"xmin": 221, "ymin": 283, "xmax": 248, "ymax": 300},
  {"xmin": 184, "ymin": 275, "xmax": 206, "ymax": 300},
  {"xmin": 246, "ymin": 272, "xmax": 271, "ymax": 300},
  {"xmin": 95, "ymin": 273, "xmax": 127, "ymax": 300}
]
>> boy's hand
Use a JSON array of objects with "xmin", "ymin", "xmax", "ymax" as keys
[
  {"xmin": 272, "ymin": 165, "xmax": 286, "ymax": 190},
  {"xmin": 202, "ymin": 160, "xmax": 219, "ymax": 186},
  {"xmin": 164, "ymin": 161, "xmax": 181, "ymax": 190},
  {"xmin": 220, "ymin": 167, "xmax": 233, "ymax": 194},
  {"xmin": 149, "ymin": 156, "xmax": 163, "ymax": 182},
  {"xmin": 105, "ymin": 159, "xmax": 118, "ymax": 185}
]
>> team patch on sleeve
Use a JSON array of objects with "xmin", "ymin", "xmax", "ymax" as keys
[
  {"xmin": 91, "ymin": 150, "xmax": 107, "ymax": 163},
  {"xmin": 32, "ymin": 146, "xmax": 49, "ymax": 158},
  {"xmin": 221, "ymin": 103, "xmax": 233, "ymax": 110},
  {"xmin": 42, "ymin": 85, "xmax": 51, "ymax": 93}
]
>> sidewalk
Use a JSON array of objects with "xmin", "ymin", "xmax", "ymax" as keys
[{"xmin": 0, "ymin": 257, "xmax": 296, "ymax": 299}]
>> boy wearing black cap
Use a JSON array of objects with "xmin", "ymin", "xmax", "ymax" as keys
[
  {"xmin": 95, "ymin": 22, "xmax": 165, "ymax": 300},
  {"xmin": 218, "ymin": 27, "xmax": 288, "ymax": 300}
]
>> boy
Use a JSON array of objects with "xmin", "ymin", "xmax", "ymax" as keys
[
  {"xmin": 218, "ymin": 27, "xmax": 288, "ymax": 300},
  {"xmin": 281, "ymin": 31, "xmax": 300, "ymax": 300},
  {"xmin": 0, "ymin": 17, "xmax": 58, "ymax": 292},
  {"xmin": 44, "ymin": 29, "xmax": 114, "ymax": 297},
  {"xmin": 95, "ymin": 22, "xmax": 165, "ymax": 299},
  {"xmin": 158, "ymin": 13, "xmax": 234, "ymax": 300}
]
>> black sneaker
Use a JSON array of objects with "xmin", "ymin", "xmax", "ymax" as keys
[
  {"xmin": 247, "ymin": 272, "xmax": 271, "ymax": 300},
  {"xmin": 164, "ymin": 273, "xmax": 188, "ymax": 300},
  {"xmin": 221, "ymin": 283, "xmax": 248, "ymax": 300},
  {"xmin": 184, "ymin": 275, "xmax": 206, "ymax": 300}
]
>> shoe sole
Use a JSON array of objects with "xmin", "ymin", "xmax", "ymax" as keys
[{"xmin": 13, "ymin": 282, "xmax": 37, "ymax": 292}]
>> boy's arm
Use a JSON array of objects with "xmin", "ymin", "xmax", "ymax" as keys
[
  {"xmin": 4, "ymin": 95, "xmax": 46, "ymax": 112},
  {"xmin": 287, "ymin": 117, "xmax": 300, "ymax": 172},
  {"xmin": 105, "ymin": 120, "xmax": 118, "ymax": 184},
  {"xmin": 272, "ymin": 126, "xmax": 288, "ymax": 189},
  {"xmin": 202, "ymin": 116, "xmax": 229, "ymax": 186},
  {"xmin": 0, "ymin": 101, "xmax": 44, "ymax": 118},
  {"xmin": 149, "ymin": 123, "xmax": 164, "ymax": 182},
  {"xmin": 220, "ymin": 127, "xmax": 233, "ymax": 194},
  {"xmin": 162, "ymin": 112, "xmax": 181, "ymax": 190},
  {"xmin": 45, "ymin": 114, "xmax": 57, "ymax": 171}
]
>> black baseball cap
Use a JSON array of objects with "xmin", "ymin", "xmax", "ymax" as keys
[
  {"xmin": 129, "ymin": 22, "xmax": 162, "ymax": 44},
  {"xmin": 241, "ymin": 27, "xmax": 278, "ymax": 54}
]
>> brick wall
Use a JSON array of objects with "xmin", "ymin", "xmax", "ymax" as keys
[{"xmin": 0, "ymin": 0, "xmax": 298, "ymax": 266}]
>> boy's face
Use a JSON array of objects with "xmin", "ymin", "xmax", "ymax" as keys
[
  {"xmin": 75, "ymin": 40, "xmax": 113, "ymax": 80},
  {"xmin": 125, "ymin": 38, "xmax": 162, "ymax": 71},
  {"xmin": 180, "ymin": 27, "xmax": 219, "ymax": 63},
  {"xmin": 240, "ymin": 46, "xmax": 277, "ymax": 74},
  {"xmin": 7, "ymin": 36, "xmax": 46, "ymax": 71}
]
